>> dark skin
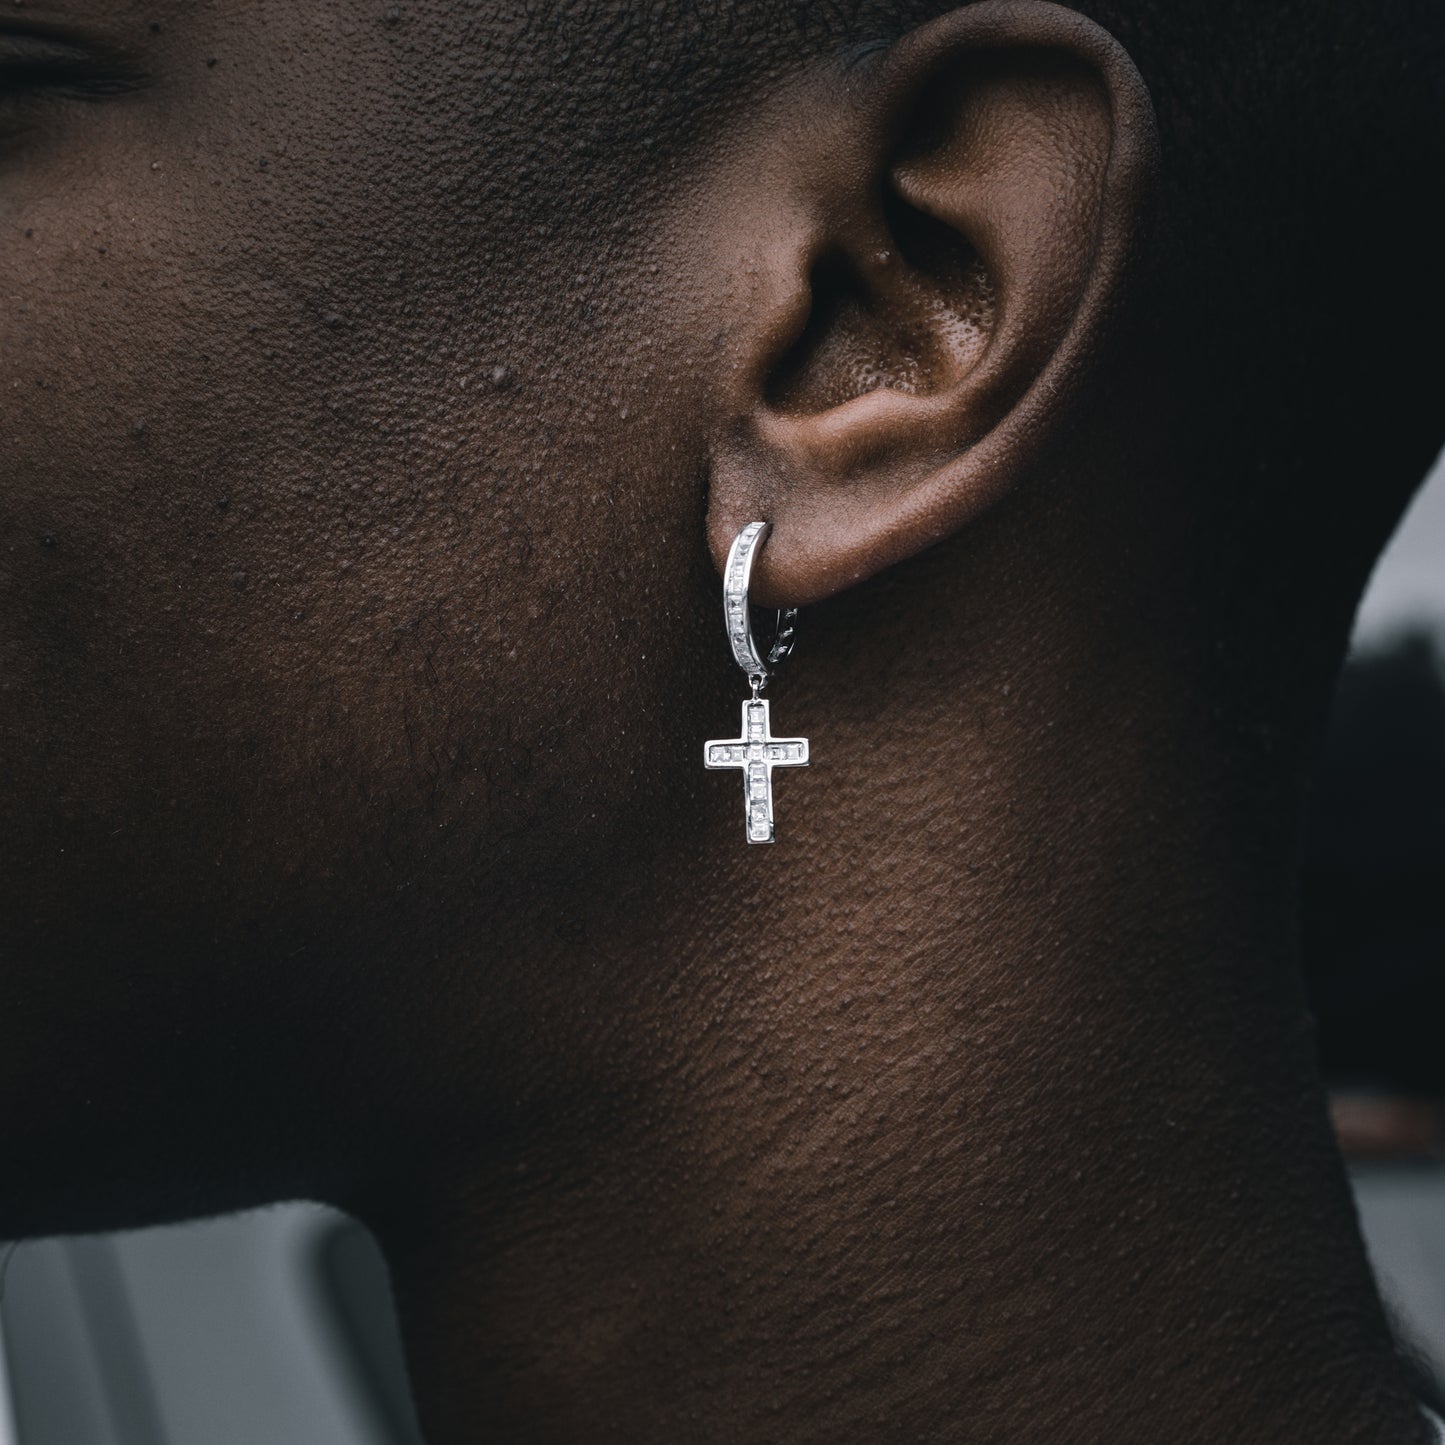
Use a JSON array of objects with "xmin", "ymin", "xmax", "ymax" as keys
[{"xmin": 3, "ymin": 0, "xmax": 1443, "ymax": 1439}]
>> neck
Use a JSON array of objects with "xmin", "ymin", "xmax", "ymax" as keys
[{"xmin": 367, "ymin": 568, "xmax": 1421, "ymax": 1444}]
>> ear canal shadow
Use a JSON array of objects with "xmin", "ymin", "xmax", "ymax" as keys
[{"xmin": 763, "ymin": 198, "xmax": 995, "ymax": 419}]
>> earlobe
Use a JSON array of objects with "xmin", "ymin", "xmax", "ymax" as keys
[{"xmin": 706, "ymin": 0, "xmax": 1158, "ymax": 608}]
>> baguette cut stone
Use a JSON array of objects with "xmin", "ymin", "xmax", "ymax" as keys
[{"xmin": 704, "ymin": 697, "xmax": 809, "ymax": 845}]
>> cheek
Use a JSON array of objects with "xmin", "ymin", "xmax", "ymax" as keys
[
  {"xmin": 0, "ymin": 0, "xmax": 723, "ymax": 959},
  {"xmin": 0, "ymin": 0, "xmax": 730, "ymax": 1230},
  {"xmin": 1, "ymin": 177, "xmax": 713, "ymax": 944}
]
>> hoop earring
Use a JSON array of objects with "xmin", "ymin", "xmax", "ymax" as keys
[{"xmin": 703, "ymin": 522, "xmax": 810, "ymax": 845}]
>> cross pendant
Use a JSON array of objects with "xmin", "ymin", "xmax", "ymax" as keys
[{"xmin": 704, "ymin": 697, "xmax": 809, "ymax": 844}]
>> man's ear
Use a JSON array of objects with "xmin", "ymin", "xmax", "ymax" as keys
[{"xmin": 705, "ymin": 0, "xmax": 1158, "ymax": 606}]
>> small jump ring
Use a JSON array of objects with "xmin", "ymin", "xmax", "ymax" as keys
[{"xmin": 723, "ymin": 521, "xmax": 798, "ymax": 679}]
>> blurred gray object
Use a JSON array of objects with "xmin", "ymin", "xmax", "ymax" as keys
[
  {"xmin": 0, "ymin": 1206, "xmax": 424, "ymax": 1445},
  {"xmin": 1354, "ymin": 447, "xmax": 1445, "ymax": 647},
  {"xmin": 1357, "ymin": 1167, "xmax": 1445, "ymax": 1380}
]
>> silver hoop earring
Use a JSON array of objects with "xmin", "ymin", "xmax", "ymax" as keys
[{"xmin": 703, "ymin": 521, "xmax": 810, "ymax": 845}]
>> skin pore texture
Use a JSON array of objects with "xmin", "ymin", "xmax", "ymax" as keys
[{"xmin": 2, "ymin": 0, "xmax": 1444, "ymax": 1440}]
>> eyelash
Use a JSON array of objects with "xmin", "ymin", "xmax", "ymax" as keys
[{"xmin": 0, "ymin": 33, "xmax": 147, "ymax": 104}]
